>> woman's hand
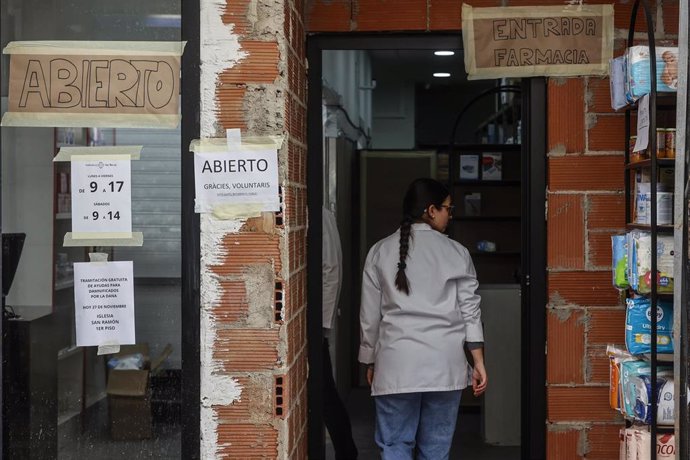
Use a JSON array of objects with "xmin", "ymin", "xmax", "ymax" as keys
[
  {"xmin": 472, "ymin": 362, "xmax": 488, "ymax": 397},
  {"xmin": 366, "ymin": 365, "xmax": 375, "ymax": 386}
]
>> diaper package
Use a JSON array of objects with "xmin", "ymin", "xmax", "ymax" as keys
[
  {"xmin": 607, "ymin": 345, "xmax": 636, "ymax": 411},
  {"xmin": 633, "ymin": 373, "xmax": 674, "ymax": 425},
  {"xmin": 620, "ymin": 360, "xmax": 650, "ymax": 417},
  {"xmin": 632, "ymin": 233, "xmax": 674, "ymax": 295},
  {"xmin": 625, "ymin": 297, "xmax": 674, "ymax": 355},
  {"xmin": 612, "ymin": 234, "xmax": 629, "ymax": 289},
  {"xmin": 627, "ymin": 46, "xmax": 679, "ymax": 101}
]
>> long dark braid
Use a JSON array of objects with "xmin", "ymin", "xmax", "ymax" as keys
[
  {"xmin": 394, "ymin": 178, "xmax": 449, "ymax": 295},
  {"xmin": 394, "ymin": 215, "xmax": 414, "ymax": 294}
]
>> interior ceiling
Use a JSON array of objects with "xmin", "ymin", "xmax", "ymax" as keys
[{"xmin": 370, "ymin": 49, "xmax": 467, "ymax": 85}]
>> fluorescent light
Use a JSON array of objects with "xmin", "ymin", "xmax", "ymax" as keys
[
  {"xmin": 433, "ymin": 72, "xmax": 451, "ymax": 78},
  {"xmin": 434, "ymin": 51, "xmax": 455, "ymax": 56}
]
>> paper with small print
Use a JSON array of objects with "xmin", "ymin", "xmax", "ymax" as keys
[{"xmin": 74, "ymin": 261, "xmax": 135, "ymax": 347}]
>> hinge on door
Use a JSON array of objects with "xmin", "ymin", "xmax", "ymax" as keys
[
  {"xmin": 545, "ymin": 197, "xmax": 548, "ymax": 220},
  {"xmin": 524, "ymin": 274, "xmax": 531, "ymax": 286}
]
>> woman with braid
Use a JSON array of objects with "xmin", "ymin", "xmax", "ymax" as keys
[{"xmin": 359, "ymin": 178, "xmax": 487, "ymax": 460}]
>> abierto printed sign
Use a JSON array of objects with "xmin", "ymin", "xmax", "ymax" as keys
[
  {"xmin": 194, "ymin": 149, "xmax": 280, "ymax": 213},
  {"xmin": 74, "ymin": 261, "xmax": 135, "ymax": 347},
  {"xmin": 1, "ymin": 41, "xmax": 185, "ymax": 128},
  {"xmin": 462, "ymin": 4, "xmax": 614, "ymax": 79}
]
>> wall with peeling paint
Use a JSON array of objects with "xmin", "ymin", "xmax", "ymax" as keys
[{"xmin": 199, "ymin": 0, "xmax": 307, "ymax": 458}]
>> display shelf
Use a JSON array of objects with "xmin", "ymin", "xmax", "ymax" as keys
[
  {"xmin": 453, "ymin": 180, "xmax": 520, "ymax": 186},
  {"xmin": 453, "ymin": 144, "xmax": 521, "ymax": 153},
  {"xmin": 470, "ymin": 251, "xmax": 520, "ymax": 257},
  {"xmin": 453, "ymin": 216, "xmax": 520, "ymax": 222},
  {"xmin": 625, "ymin": 159, "xmax": 676, "ymax": 169},
  {"xmin": 55, "ymin": 279, "xmax": 74, "ymax": 291},
  {"xmin": 625, "ymin": 223, "xmax": 674, "ymax": 233},
  {"xmin": 626, "ymin": 92, "xmax": 678, "ymax": 111},
  {"xmin": 57, "ymin": 345, "xmax": 81, "ymax": 360},
  {"xmin": 55, "ymin": 213, "xmax": 71, "ymax": 220},
  {"xmin": 641, "ymin": 353, "xmax": 674, "ymax": 363}
]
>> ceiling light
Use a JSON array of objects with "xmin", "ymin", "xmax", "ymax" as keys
[
  {"xmin": 434, "ymin": 51, "xmax": 455, "ymax": 56},
  {"xmin": 433, "ymin": 72, "xmax": 451, "ymax": 78}
]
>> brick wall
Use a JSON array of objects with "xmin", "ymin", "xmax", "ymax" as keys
[
  {"xmin": 306, "ymin": 0, "xmax": 678, "ymax": 458},
  {"xmin": 199, "ymin": 0, "xmax": 307, "ymax": 458}
]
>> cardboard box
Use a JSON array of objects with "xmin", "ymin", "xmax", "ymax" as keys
[{"xmin": 106, "ymin": 343, "xmax": 172, "ymax": 440}]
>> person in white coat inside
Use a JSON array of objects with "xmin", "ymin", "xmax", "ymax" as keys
[{"xmin": 359, "ymin": 178, "xmax": 487, "ymax": 460}]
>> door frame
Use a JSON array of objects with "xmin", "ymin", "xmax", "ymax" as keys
[{"xmin": 306, "ymin": 33, "xmax": 547, "ymax": 460}]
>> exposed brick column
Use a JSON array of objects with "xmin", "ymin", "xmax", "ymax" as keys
[{"xmin": 199, "ymin": 0, "xmax": 307, "ymax": 458}]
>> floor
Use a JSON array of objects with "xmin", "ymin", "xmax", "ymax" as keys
[
  {"xmin": 58, "ymin": 398, "xmax": 181, "ymax": 459},
  {"xmin": 326, "ymin": 387, "xmax": 521, "ymax": 460}
]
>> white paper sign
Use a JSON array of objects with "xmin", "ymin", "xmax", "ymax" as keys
[
  {"xmin": 74, "ymin": 261, "xmax": 135, "ymax": 347},
  {"xmin": 194, "ymin": 149, "xmax": 280, "ymax": 212},
  {"xmin": 634, "ymin": 94, "xmax": 650, "ymax": 153},
  {"xmin": 71, "ymin": 156, "xmax": 132, "ymax": 236}
]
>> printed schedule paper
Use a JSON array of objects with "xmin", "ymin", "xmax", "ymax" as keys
[
  {"xmin": 71, "ymin": 156, "xmax": 132, "ymax": 236},
  {"xmin": 74, "ymin": 261, "xmax": 135, "ymax": 347}
]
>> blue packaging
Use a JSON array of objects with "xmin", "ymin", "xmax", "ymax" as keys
[
  {"xmin": 627, "ymin": 46, "xmax": 679, "ymax": 101},
  {"xmin": 625, "ymin": 297, "xmax": 673, "ymax": 355}
]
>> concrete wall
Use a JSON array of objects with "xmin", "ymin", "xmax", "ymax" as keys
[
  {"xmin": 200, "ymin": 0, "xmax": 307, "ymax": 458},
  {"xmin": 306, "ymin": 0, "xmax": 680, "ymax": 458}
]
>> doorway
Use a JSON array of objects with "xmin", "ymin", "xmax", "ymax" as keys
[{"xmin": 307, "ymin": 34, "xmax": 546, "ymax": 460}]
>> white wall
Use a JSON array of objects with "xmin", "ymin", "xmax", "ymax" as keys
[
  {"xmin": 322, "ymin": 50, "xmax": 372, "ymax": 140},
  {"xmin": 1, "ymin": 98, "xmax": 54, "ymax": 308},
  {"xmin": 371, "ymin": 81, "xmax": 415, "ymax": 149}
]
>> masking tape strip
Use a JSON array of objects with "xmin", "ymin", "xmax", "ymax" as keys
[
  {"xmin": 54, "ymin": 146, "xmax": 142, "ymax": 162},
  {"xmin": 98, "ymin": 344, "xmax": 121, "ymax": 355},
  {"xmin": 64, "ymin": 232, "xmax": 144, "ymax": 247},
  {"xmin": 3, "ymin": 40, "xmax": 187, "ymax": 56},
  {"xmin": 189, "ymin": 135, "xmax": 284, "ymax": 153},
  {"xmin": 195, "ymin": 202, "xmax": 270, "ymax": 220},
  {"xmin": 1, "ymin": 113, "xmax": 181, "ymax": 129}
]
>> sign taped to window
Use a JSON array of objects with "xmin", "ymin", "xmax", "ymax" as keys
[
  {"xmin": 1, "ymin": 41, "xmax": 185, "ymax": 128},
  {"xmin": 462, "ymin": 4, "xmax": 614, "ymax": 79},
  {"xmin": 74, "ymin": 261, "xmax": 135, "ymax": 347}
]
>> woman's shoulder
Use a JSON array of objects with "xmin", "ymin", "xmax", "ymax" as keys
[{"xmin": 426, "ymin": 231, "xmax": 471, "ymax": 256}]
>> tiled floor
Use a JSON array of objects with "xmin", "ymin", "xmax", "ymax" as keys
[{"xmin": 326, "ymin": 387, "xmax": 521, "ymax": 460}]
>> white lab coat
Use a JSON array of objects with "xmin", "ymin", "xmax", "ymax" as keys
[
  {"xmin": 359, "ymin": 223, "xmax": 483, "ymax": 396},
  {"xmin": 322, "ymin": 208, "xmax": 342, "ymax": 331}
]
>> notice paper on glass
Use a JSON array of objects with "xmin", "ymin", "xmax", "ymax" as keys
[
  {"xmin": 194, "ymin": 148, "xmax": 280, "ymax": 213},
  {"xmin": 634, "ymin": 94, "xmax": 650, "ymax": 153},
  {"xmin": 74, "ymin": 261, "xmax": 135, "ymax": 347},
  {"xmin": 71, "ymin": 156, "xmax": 132, "ymax": 237}
]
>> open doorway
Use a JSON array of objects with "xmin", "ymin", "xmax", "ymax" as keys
[{"xmin": 307, "ymin": 34, "xmax": 546, "ymax": 460}]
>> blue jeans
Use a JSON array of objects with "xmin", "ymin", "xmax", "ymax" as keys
[{"xmin": 374, "ymin": 390, "xmax": 462, "ymax": 460}]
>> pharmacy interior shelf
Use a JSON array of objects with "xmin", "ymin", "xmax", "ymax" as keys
[{"xmin": 625, "ymin": 159, "xmax": 676, "ymax": 169}]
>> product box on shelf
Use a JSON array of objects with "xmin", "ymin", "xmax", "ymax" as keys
[
  {"xmin": 481, "ymin": 153, "xmax": 502, "ymax": 181},
  {"xmin": 630, "ymin": 233, "xmax": 674, "ymax": 294},
  {"xmin": 625, "ymin": 297, "xmax": 674, "ymax": 355},
  {"xmin": 626, "ymin": 46, "xmax": 679, "ymax": 101},
  {"xmin": 621, "ymin": 429, "xmax": 676, "ymax": 459},
  {"xmin": 612, "ymin": 235, "xmax": 629, "ymax": 289}
]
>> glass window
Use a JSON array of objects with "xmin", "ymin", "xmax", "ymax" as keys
[{"xmin": 1, "ymin": 0, "xmax": 183, "ymax": 457}]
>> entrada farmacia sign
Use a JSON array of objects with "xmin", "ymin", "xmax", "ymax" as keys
[{"xmin": 462, "ymin": 4, "xmax": 613, "ymax": 79}]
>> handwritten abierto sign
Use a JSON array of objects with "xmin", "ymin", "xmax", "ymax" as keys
[
  {"xmin": 462, "ymin": 4, "xmax": 613, "ymax": 79},
  {"xmin": 1, "ymin": 41, "xmax": 185, "ymax": 128}
]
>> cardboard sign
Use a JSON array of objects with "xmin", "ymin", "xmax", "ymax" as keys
[
  {"xmin": 1, "ymin": 41, "xmax": 185, "ymax": 128},
  {"xmin": 74, "ymin": 261, "xmax": 135, "ymax": 347},
  {"xmin": 194, "ymin": 149, "xmax": 280, "ymax": 213},
  {"xmin": 462, "ymin": 4, "xmax": 614, "ymax": 79}
]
